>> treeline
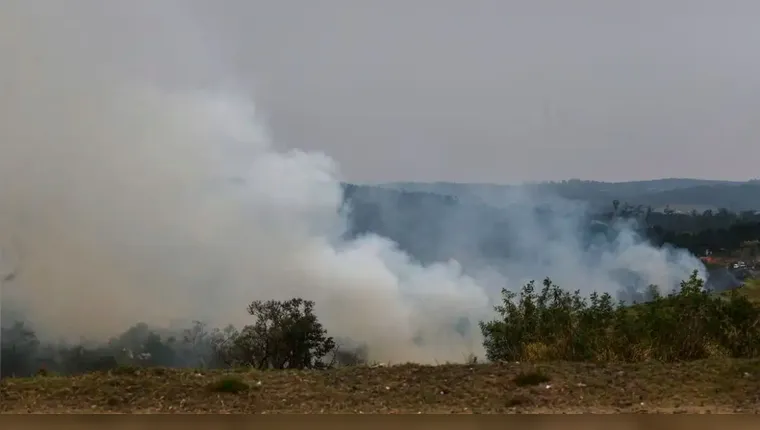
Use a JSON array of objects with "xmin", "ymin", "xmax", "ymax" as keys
[
  {"xmin": 599, "ymin": 200, "xmax": 760, "ymax": 257},
  {"xmin": 4, "ymin": 271, "xmax": 760, "ymax": 378},
  {"xmin": 1, "ymin": 298, "xmax": 354, "ymax": 378},
  {"xmin": 648, "ymin": 222, "xmax": 760, "ymax": 258}
]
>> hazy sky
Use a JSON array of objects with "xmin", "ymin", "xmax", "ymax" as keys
[{"xmin": 11, "ymin": 0, "xmax": 760, "ymax": 183}]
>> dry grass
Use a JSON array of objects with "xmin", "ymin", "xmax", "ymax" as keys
[
  {"xmin": 737, "ymin": 278, "xmax": 760, "ymax": 302},
  {"xmin": 4, "ymin": 359, "xmax": 760, "ymax": 413}
]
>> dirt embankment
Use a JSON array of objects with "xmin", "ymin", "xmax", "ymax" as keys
[{"xmin": 3, "ymin": 359, "xmax": 760, "ymax": 413}]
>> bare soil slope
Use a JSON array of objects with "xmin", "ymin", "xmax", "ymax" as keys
[{"xmin": 3, "ymin": 359, "xmax": 760, "ymax": 413}]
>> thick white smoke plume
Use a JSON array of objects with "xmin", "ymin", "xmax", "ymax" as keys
[{"xmin": 1, "ymin": 1, "xmax": 704, "ymax": 363}]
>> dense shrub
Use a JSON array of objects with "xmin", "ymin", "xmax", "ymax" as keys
[{"xmin": 479, "ymin": 270, "xmax": 760, "ymax": 362}]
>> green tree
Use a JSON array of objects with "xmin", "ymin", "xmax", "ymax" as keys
[{"xmin": 220, "ymin": 298, "xmax": 335, "ymax": 370}]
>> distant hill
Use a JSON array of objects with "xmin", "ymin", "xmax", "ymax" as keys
[{"xmin": 373, "ymin": 179, "xmax": 760, "ymax": 212}]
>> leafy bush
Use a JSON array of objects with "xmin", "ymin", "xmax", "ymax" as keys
[{"xmin": 479, "ymin": 270, "xmax": 760, "ymax": 362}]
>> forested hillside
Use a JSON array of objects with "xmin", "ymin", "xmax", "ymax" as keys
[{"xmin": 343, "ymin": 183, "xmax": 760, "ymax": 261}]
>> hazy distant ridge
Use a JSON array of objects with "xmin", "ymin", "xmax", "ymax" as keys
[{"xmin": 371, "ymin": 178, "xmax": 760, "ymax": 212}]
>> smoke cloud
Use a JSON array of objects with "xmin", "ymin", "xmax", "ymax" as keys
[{"xmin": 0, "ymin": 1, "xmax": 704, "ymax": 363}]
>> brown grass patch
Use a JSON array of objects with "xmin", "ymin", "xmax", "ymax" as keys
[{"xmin": 3, "ymin": 359, "xmax": 760, "ymax": 413}]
